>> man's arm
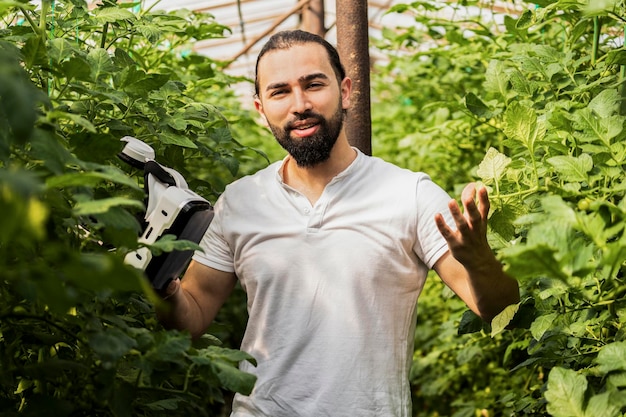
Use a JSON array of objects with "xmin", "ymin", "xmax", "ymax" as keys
[
  {"xmin": 433, "ymin": 183, "xmax": 520, "ymax": 322},
  {"xmin": 156, "ymin": 260, "xmax": 237, "ymax": 339}
]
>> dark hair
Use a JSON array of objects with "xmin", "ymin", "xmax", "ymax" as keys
[{"xmin": 254, "ymin": 30, "xmax": 346, "ymax": 97}]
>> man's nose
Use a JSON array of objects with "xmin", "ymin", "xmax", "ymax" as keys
[{"xmin": 292, "ymin": 89, "xmax": 312, "ymax": 114}]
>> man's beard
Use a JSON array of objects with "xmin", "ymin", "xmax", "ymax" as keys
[{"xmin": 269, "ymin": 105, "xmax": 344, "ymax": 168}]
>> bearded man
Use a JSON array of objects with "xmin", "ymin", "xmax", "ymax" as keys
[{"xmin": 157, "ymin": 30, "xmax": 519, "ymax": 417}]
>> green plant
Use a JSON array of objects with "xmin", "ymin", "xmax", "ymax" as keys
[
  {"xmin": 373, "ymin": 0, "xmax": 626, "ymax": 415},
  {"xmin": 1, "ymin": 1, "xmax": 264, "ymax": 415}
]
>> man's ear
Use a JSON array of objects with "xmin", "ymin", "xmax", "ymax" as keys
[
  {"xmin": 340, "ymin": 77, "xmax": 352, "ymax": 110},
  {"xmin": 254, "ymin": 98, "xmax": 269, "ymax": 127}
]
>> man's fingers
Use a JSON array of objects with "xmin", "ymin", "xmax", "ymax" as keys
[
  {"xmin": 435, "ymin": 212, "xmax": 455, "ymax": 240},
  {"xmin": 162, "ymin": 278, "xmax": 181, "ymax": 300},
  {"xmin": 460, "ymin": 183, "xmax": 491, "ymax": 226},
  {"xmin": 461, "ymin": 182, "xmax": 476, "ymax": 206},
  {"xmin": 477, "ymin": 185, "xmax": 490, "ymax": 219}
]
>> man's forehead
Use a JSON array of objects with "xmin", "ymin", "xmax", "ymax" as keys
[{"xmin": 257, "ymin": 43, "xmax": 332, "ymax": 85}]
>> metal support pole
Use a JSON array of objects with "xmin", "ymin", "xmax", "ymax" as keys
[
  {"xmin": 302, "ymin": 0, "xmax": 326, "ymax": 36},
  {"xmin": 335, "ymin": 0, "xmax": 372, "ymax": 156}
]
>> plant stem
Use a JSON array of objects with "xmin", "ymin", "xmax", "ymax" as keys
[
  {"xmin": 592, "ymin": 17, "xmax": 600, "ymax": 66},
  {"xmin": 101, "ymin": 22, "xmax": 109, "ymax": 49},
  {"xmin": 39, "ymin": 1, "xmax": 50, "ymax": 41},
  {"xmin": 18, "ymin": 7, "xmax": 41, "ymax": 36},
  {"xmin": 136, "ymin": 386, "xmax": 202, "ymax": 400},
  {"xmin": 2, "ymin": 313, "xmax": 82, "ymax": 342}
]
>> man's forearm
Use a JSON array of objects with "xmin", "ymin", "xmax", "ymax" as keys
[
  {"xmin": 155, "ymin": 280, "xmax": 207, "ymax": 338},
  {"xmin": 467, "ymin": 257, "xmax": 520, "ymax": 322}
]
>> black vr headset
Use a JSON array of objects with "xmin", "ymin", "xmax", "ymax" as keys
[{"xmin": 118, "ymin": 136, "xmax": 214, "ymax": 291}]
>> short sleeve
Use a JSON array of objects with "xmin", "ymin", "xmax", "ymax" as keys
[
  {"xmin": 412, "ymin": 175, "xmax": 456, "ymax": 269},
  {"xmin": 192, "ymin": 192, "xmax": 235, "ymax": 273}
]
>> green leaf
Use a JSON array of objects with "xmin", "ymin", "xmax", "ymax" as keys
[
  {"xmin": 159, "ymin": 132, "xmax": 197, "ymax": 148},
  {"xmin": 583, "ymin": 0, "xmax": 619, "ymax": 16},
  {"xmin": 61, "ymin": 56, "xmax": 92, "ymax": 81},
  {"xmin": 164, "ymin": 115, "xmax": 188, "ymax": 131},
  {"xmin": 516, "ymin": 9, "xmax": 535, "ymax": 30},
  {"xmin": 476, "ymin": 147, "xmax": 511, "ymax": 184},
  {"xmin": 74, "ymin": 197, "xmax": 143, "ymax": 215},
  {"xmin": 46, "ymin": 167, "xmax": 141, "ymax": 190},
  {"xmin": 518, "ymin": 55, "xmax": 556, "ymax": 80},
  {"xmin": 0, "ymin": 1, "xmax": 34, "ymax": 13},
  {"xmin": 198, "ymin": 346, "xmax": 257, "ymax": 394},
  {"xmin": 456, "ymin": 345, "xmax": 483, "ymax": 365},
  {"xmin": 64, "ymin": 253, "xmax": 145, "ymax": 292},
  {"xmin": 589, "ymin": 89, "xmax": 621, "ymax": 118},
  {"xmin": 509, "ymin": 69, "xmax": 537, "ymax": 96},
  {"xmin": 530, "ymin": 312, "xmax": 558, "ymax": 341},
  {"xmin": 607, "ymin": 372, "xmax": 626, "ymax": 388},
  {"xmin": 212, "ymin": 359, "xmax": 257, "ymax": 395},
  {"xmin": 21, "ymin": 36, "xmax": 47, "ymax": 69},
  {"xmin": 464, "ymin": 92, "xmax": 494, "ymax": 119},
  {"xmin": 136, "ymin": 23, "xmax": 162, "ymax": 43},
  {"xmin": 124, "ymin": 73, "xmax": 170, "ymax": 94},
  {"xmin": 545, "ymin": 367, "xmax": 586, "ymax": 417},
  {"xmin": 501, "ymin": 243, "xmax": 568, "ymax": 281},
  {"xmin": 147, "ymin": 235, "xmax": 202, "ymax": 255},
  {"xmin": 47, "ymin": 38, "xmax": 77, "ymax": 63},
  {"xmin": 547, "ymin": 153, "xmax": 593, "ymax": 182},
  {"xmin": 491, "ymin": 303, "xmax": 519, "ymax": 337},
  {"xmin": 148, "ymin": 333, "xmax": 191, "ymax": 364},
  {"xmin": 572, "ymin": 108, "xmax": 623, "ymax": 147},
  {"xmin": 543, "ymin": 195, "xmax": 578, "ymax": 221},
  {"xmin": 30, "ymin": 132, "xmax": 78, "ymax": 174},
  {"xmin": 146, "ymin": 399, "xmax": 183, "ymax": 411},
  {"xmin": 113, "ymin": 47, "xmax": 137, "ymax": 67},
  {"xmin": 596, "ymin": 341, "xmax": 626, "ymax": 374},
  {"xmin": 87, "ymin": 48, "xmax": 115, "ymax": 80},
  {"xmin": 483, "ymin": 60, "xmax": 509, "ymax": 98},
  {"xmin": 89, "ymin": 328, "xmax": 137, "ymax": 363},
  {"xmin": 606, "ymin": 49, "xmax": 626, "ymax": 66},
  {"xmin": 457, "ymin": 309, "xmax": 486, "ymax": 335},
  {"xmin": 0, "ymin": 57, "xmax": 42, "ymax": 146},
  {"xmin": 504, "ymin": 101, "xmax": 544, "ymax": 154},
  {"xmin": 93, "ymin": 7, "xmax": 136, "ymax": 23},
  {"xmin": 211, "ymin": 126, "xmax": 234, "ymax": 143},
  {"xmin": 584, "ymin": 391, "xmax": 623, "ymax": 417},
  {"xmin": 46, "ymin": 109, "xmax": 97, "ymax": 133},
  {"xmin": 219, "ymin": 155, "xmax": 240, "ymax": 176},
  {"xmin": 95, "ymin": 210, "xmax": 141, "ymax": 246}
]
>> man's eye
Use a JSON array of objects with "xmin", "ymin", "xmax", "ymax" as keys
[
  {"xmin": 270, "ymin": 90, "xmax": 286, "ymax": 97},
  {"xmin": 307, "ymin": 82, "xmax": 324, "ymax": 89}
]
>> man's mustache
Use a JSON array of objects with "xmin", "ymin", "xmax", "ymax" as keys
[{"xmin": 286, "ymin": 111, "xmax": 324, "ymax": 130}]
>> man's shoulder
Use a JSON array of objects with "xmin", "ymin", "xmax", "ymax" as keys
[
  {"xmin": 360, "ymin": 152, "xmax": 430, "ymax": 181},
  {"xmin": 224, "ymin": 160, "xmax": 282, "ymax": 192},
  {"xmin": 213, "ymin": 161, "xmax": 283, "ymax": 214}
]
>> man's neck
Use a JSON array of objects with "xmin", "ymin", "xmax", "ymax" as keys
[{"xmin": 282, "ymin": 137, "xmax": 357, "ymax": 205}]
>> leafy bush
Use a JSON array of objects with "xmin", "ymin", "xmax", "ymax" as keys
[
  {"xmin": 373, "ymin": 1, "xmax": 626, "ymax": 415},
  {"xmin": 0, "ymin": 1, "xmax": 265, "ymax": 415}
]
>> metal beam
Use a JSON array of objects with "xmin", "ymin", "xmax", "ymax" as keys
[
  {"xmin": 302, "ymin": 0, "xmax": 326, "ymax": 36},
  {"xmin": 336, "ymin": 0, "xmax": 372, "ymax": 155},
  {"xmin": 226, "ymin": 0, "xmax": 311, "ymax": 65}
]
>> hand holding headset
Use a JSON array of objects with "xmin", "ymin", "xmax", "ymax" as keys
[{"xmin": 119, "ymin": 136, "xmax": 214, "ymax": 291}]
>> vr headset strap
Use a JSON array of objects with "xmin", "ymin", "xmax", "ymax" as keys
[{"xmin": 144, "ymin": 160, "xmax": 177, "ymax": 188}]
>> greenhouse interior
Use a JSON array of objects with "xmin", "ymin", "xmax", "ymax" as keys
[{"xmin": 1, "ymin": 1, "xmax": 626, "ymax": 417}]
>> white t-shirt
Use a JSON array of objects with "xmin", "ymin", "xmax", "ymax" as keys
[{"xmin": 193, "ymin": 149, "xmax": 454, "ymax": 417}]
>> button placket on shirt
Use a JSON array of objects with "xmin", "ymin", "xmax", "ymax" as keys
[{"xmin": 307, "ymin": 182, "xmax": 336, "ymax": 232}]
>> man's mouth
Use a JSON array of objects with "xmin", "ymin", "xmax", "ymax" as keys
[{"xmin": 288, "ymin": 119, "xmax": 320, "ymax": 137}]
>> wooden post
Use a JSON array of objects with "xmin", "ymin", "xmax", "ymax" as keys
[
  {"xmin": 335, "ymin": 0, "xmax": 372, "ymax": 155},
  {"xmin": 302, "ymin": 0, "xmax": 326, "ymax": 36}
]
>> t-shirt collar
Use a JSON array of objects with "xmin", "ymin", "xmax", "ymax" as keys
[{"xmin": 275, "ymin": 147, "xmax": 364, "ymax": 185}]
